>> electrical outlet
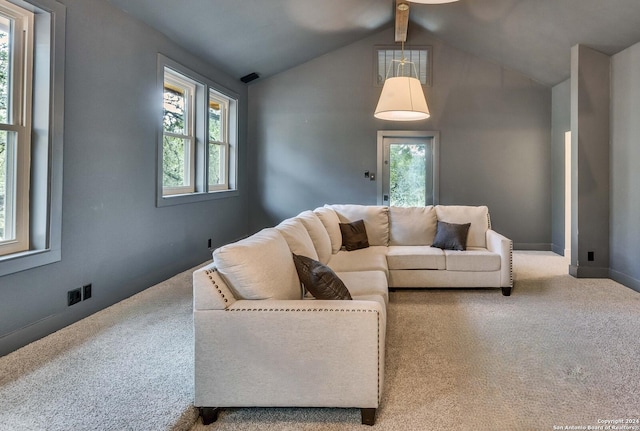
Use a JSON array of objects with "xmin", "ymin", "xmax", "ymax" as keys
[
  {"xmin": 83, "ymin": 284, "xmax": 92, "ymax": 300},
  {"xmin": 67, "ymin": 288, "xmax": 82, "ymax": 306},
  {"xmin": 207, "ymin": 238, "xmax": 212, "ymax": 249},
  {"xmin": 588, "ymin": 251, "xmax": 595, "ymax": 262}
]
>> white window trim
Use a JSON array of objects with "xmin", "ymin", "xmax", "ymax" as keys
[
  {"xmin": 162, "ymin": 69, "xmax": 196, "ymax": 196},
  {"xmin": 156, "ymin": 54, "xmax": 239, "ymax": 207},
  {"xmin": 0, "ymin": 1, "xmax": 33, "ymax": 257},
  {"xmin": 208, "ymin": 89, "xmax": 230, "ymax": 192},
  {"xmin": 0, "ymin": 0, "xmax": 65, "ymax": 277}
]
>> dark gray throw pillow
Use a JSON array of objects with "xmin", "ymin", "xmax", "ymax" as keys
[
  {"xmin": 292, "ymin": 254, "xmax": 352, "ymax": 300},
  {"xmin": 339, "ymin": 219, "xmax": 369, "ymax": 251},
  {"xmin": 431, "ymin": 221, "xmax": 471, "ymax": 251}
]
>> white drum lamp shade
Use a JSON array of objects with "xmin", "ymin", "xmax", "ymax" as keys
[{"xmin": 374, "ymin": 76, "xmax": 430, "ymax": 121}]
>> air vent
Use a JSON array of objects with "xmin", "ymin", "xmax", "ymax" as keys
[{"xmin": 240, "ymin": 72, "xmax": 260, "ymax": 83}]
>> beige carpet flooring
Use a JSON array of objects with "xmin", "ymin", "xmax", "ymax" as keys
[
  {"xmin": 1, "ymin": 252, "xmax": 638, "ymax": 431},
  {"xmin": 190, "ymin": 251, "xmax": 640, "ymax": 431}
]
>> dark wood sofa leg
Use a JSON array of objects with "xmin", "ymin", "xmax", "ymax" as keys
[
  {"xmin": 361, "ymin": 408, "xmax": 376, "ymax": 426},
  {"xmin": 501, "ymin": 286, "xmax": 512, "ymax": 296},
  {"xmin": 200, "ymin": 407, "xmax": 220, "ymax": 425}
]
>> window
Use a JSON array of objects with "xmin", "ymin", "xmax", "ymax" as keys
[
  {"xmin": 0, "ymin": 1, "xmax": 32, "ymax": 257},
  {"xmin": 0, "ymin": 0, "xmax": 65, "ymax": 276},
  {"xmin": 162, "ymin": 70, "xmax": 196, "ymax": 195},
  {"xmin": 208, "ymin": 89, "xmax": 229, "ymax": 191},
  {"xmin": 375, "ymin": 46, "xmax": 431, "ymax": 86},
  {"xmin": 158, "ymin": 55, "xmax": 238, "ymax": 206}
]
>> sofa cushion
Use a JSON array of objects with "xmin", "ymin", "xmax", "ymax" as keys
[
  {"xmin": 386, "ymin": 246, "xmax": 445, "ymax": 270},
  {"xmin": 328, "ymin": 204, "xmax": 389, "ymax": 246},
  {"xmin": 432, "ymin": 221, "xmax": 471, "ymax": 251},
  {"xmin": 337, "ymin": 270, "xmax": 389, "ymax": 307},
  {"xmin": 297, "ymin": 210, "xmax": 333, "ymax": 264},
  {"xmin": 213, "ymin": 228, "xmax": 303, "ymax": 300},
  {"xmin": 275, "ymin": 217, "xmax": 319, "ymax": 261},
  {"xmin": 314, "ymin": 207, "xmax": 342, "ymax": 254},
  {"xmin": 435, "ymin": 205, "xmax": 489, "ymax": 248},
  {"xmin": 339, "ymin": 219, "xmax": 370, "ymax": 251},
  {"xmin": 444, "ymin": 247, "xmax": 501, "ymax": 271},
  {"xmin": 293, "ymin": 254, "xmax": 352, "ymax": 300},
  {"xmin": 389, "ymin": 206, "xmax": 437, "ymax": 246},
  {"xmin": 327, "ymin": 246, "xmax": 389, "ymax": 276}
]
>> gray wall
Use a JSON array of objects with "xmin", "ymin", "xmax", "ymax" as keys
[
  {"xmin": 248, "ymin": 26, "xmax": 552, "ymax": 249},
  {"xmin": 610, "ymin": 41, "xmax": 640, "ymax": 291},
  {"xmin": 551, "ymin": 79, "xmax": 571, "ymax": 255},
  {"xmin": 569, "ymin": 45, "xmax": 610, "ymax": 278},
  {"xmin": 0, "ymin": 0, "xmax": 250, "ymax": 356}
]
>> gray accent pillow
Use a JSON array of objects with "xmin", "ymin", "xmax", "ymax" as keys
[
  {"xmin": 431, "ymin": 221, "xmax": 471, "ymax": 251},
  {"xmin": 339, "ymin": 219, "xmax": 369, "ymax": 251},
  {"xmin": 292, "ymin": 254, "xmax": 352, "ymax": 300}
]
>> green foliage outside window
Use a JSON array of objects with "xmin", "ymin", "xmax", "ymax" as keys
[
  {"xmin": 208, "ymin": 143, "xmax": 222, "ymax": 185},
  {"xmin": 162, "ymin": 86, "xmax": 188, "ymax": 188},
  {"xmin": 208, "ymin": 102, "xmax": 222, "ymax": 186},
  {"xmin": 389, "ymin": 144, "xmax": 427, "ymax": 207}
]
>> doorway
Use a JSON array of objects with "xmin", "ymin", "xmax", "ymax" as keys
[{"xmin": 376, "ymin": 131, "xmax": 439, "ymax": 206}]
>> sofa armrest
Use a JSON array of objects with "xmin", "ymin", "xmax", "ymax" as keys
[
  {"xmin": 486, "ymin": 229, "xmax": 513, "ymax": 289},
  {"xmin": 193, "ymin": 263, "xmax": 237, "ymax": 310},
  {"xmin": 194, "ymin": 299, "xmax": 385, "ymax": 409}
]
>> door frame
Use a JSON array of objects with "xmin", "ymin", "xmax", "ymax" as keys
[{"xmin": 376, "ymin": 130, "xmax": 440, "ymax": 206}]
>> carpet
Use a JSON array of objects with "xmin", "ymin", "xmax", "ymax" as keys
[
  {"xmin": 1, "ymin": 252, "xmax": 639, "ymax": 431},
  {"xmin": 0, "ymin": 266, "xmax": 199, "ymax": 431},
  {"xmin": 189, "ymin": 252, "xmax": 640, "ymax": 431}
]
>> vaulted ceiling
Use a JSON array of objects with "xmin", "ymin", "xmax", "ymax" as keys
[{"xmin": 106, "ymin": 0, "xmax": 640, "ymax": 87}]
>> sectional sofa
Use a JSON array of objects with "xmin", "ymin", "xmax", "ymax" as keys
[{"xmin": 193, "ymin": 204, "xmax": 512, "ymax": 426}]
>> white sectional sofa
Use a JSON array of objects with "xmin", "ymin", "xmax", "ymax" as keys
[{"xmin": 193, "ymin": 204, "xmax": 512, "ymax": 426}]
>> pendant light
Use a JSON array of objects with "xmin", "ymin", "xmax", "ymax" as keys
[{"xmin": 374, "ymin": 41, "xmax": 430, "ymax": 121}]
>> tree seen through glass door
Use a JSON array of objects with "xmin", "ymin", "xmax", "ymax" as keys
[{"xmin": 389, "ymin": 143, "xmax": 427, "ymax": 207}]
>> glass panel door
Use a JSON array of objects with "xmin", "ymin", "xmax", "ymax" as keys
[{"xmin": 382, "ymin": 136, "xmax": 435, "ymax": 207}]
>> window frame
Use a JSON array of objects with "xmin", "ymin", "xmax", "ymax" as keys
[
  {"xmin": 207, "ymin": 88, "xmax": 230, "ymax": 192},
  {"xmin": 156, "ymin": 54, "xmax": 239, "ymax": 208},
  {"xmin": 376, "ymin": 130, "xmax": 440, "ymax": 206},
  {"xmin": 0, "ymin": 0, "xmax": 33, "ymax": 257},
  {"xmin": 0, "ymin": 0, "xmax": 65, "ymax": 277},
  {"xmin": 162, "ymin": 68, "xmax": 197, "ymax": 196},
  {"xmin": 374, "ymin": 45, "xmax": 432, "ymax": 87}
]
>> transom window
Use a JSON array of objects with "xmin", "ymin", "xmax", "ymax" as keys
[
  {"xmin": 375, "ymin": 46, "xmax": 431, "ymax": 86},
  {"xmin": 158, "ymin": 56, "xmax": 238, "ymax": 206}
]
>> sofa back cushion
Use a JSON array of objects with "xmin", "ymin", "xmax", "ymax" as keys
[
  {"xmin": 434, "ymin": 205, "xmax": 490, "ymax": 248},
  {"xmin": 297, "ymin": 210, "xmax": 333, "ymax": 264},
  {"xmin": 314, "ymin": 207, "xmax": 342, "ymax": 254},
  {"xmin": 328, "ymin": 204, "xmax": 390, "ymax": 246},
  {"xmin": 389, "ymin": 206, "xmax": 437, "ymax": 246},
  {"xmin": 275, "ymin": 217, "xmax": 319, "ymax": 261},
  {"xmin": 213, "ymin": 228, "xmax": 303, "ymax": 300}
]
